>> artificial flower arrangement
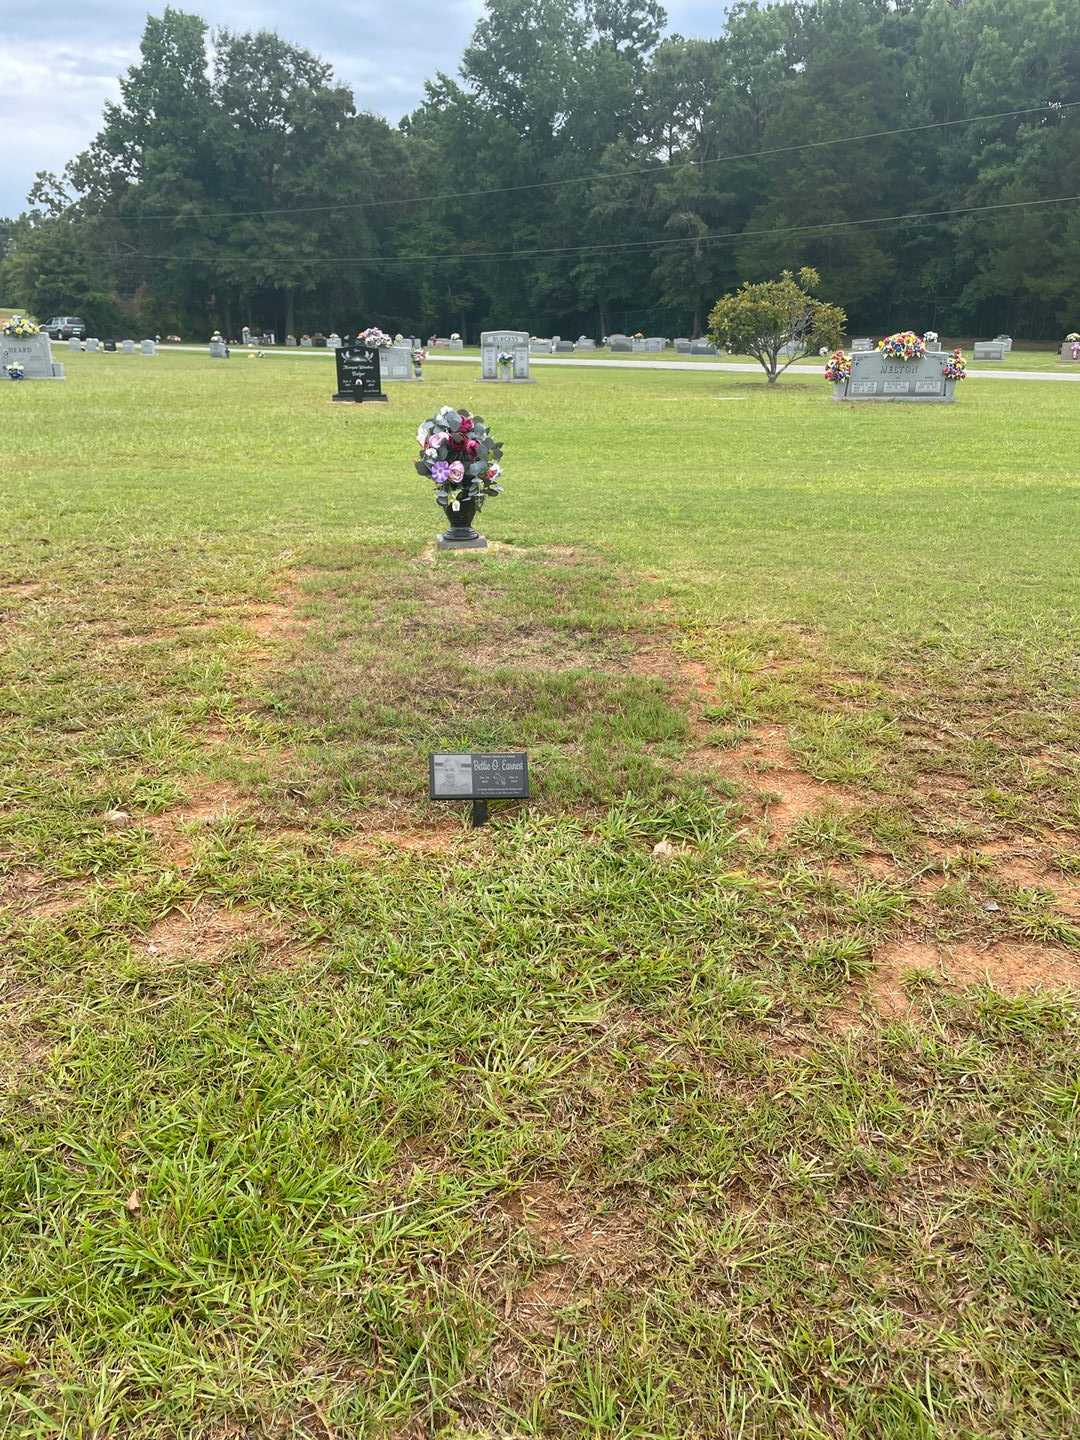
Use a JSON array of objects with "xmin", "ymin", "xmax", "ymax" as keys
[
  {"xmin": 358, "ymin": 326, "xmax": 392, "ymax": 348},
  {"xmin": 497, "ymin": 350, "xmax": 514, "ymax": 368},
  {"xmin": 2, "ymin": 315, "xmax": 39, "ymax": 337},
  {"xmin": 877, "ymin": 330, "xmax": 926, "ymax": 361},
  {"xmin": 415, "ymin": 406, "xmax": 503, "ymax": 515},
  {"xmin": 924, "ymin": 330, "xmax": 940, "ymax": 347},
  {"xmin": 5, "ymin": 362, "xmax": 26, "ymax": 380},
  {"xmin": 1065, "ymin": 332, "xmax": 1079, "ymax": 342},
  {"xmin": 942, "ymin": 348, "xmax": 967, "ymax": 381},
  {"xmin": 823, "ymin": 349, "xmax": 852, "ymax": 383}
]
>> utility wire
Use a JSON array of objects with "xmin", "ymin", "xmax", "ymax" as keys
[
  {"xmin": 83, "ymin": 192, "xmax": 1080, "ymax": 270},
  {"xmin": 1, "ymin": 100, "xmax": 1075, "ymax": 228}
]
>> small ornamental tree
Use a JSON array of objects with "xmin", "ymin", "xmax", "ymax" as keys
[{"xmin": 707, "ymin": 268, "xmax": 846, "ymax": 384}]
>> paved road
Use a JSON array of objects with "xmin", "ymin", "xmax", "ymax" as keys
[{"xmin": 166, "ymin": 344, "xmax": 1079, "ymax": 383}]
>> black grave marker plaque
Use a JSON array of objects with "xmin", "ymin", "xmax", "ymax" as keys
[
  {"xmin": 332, "ymin": 344, "xmax": 389, "ymax": 403},
  {"xmin": 429, "ymin": 753, "xmax": 529, "ymax": 824}
]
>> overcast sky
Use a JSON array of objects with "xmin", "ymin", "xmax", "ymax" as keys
[{"xmin": 1, "ymin": 2, "xmax": 726, "ymax": 216}]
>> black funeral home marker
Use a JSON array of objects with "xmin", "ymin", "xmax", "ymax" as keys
[{"xmin": 428, "ymin": 752, "xmax": 529, "ymax": 826}]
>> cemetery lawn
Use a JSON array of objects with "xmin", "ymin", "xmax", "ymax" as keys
[{"xmin": 2, "ymin": 351, "xmax": 1079, "ymax": 1439}]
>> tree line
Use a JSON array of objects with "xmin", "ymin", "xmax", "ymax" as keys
[{"xmin": 2, "ymin": 0, "xmax": 1078, "ymax": 342}]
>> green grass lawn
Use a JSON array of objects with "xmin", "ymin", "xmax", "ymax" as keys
[{"xmin": 1, "ymin": 351, "xmax": 1078, "ymax": 1438}]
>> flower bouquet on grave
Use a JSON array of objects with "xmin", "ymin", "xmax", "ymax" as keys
[
  {"xmin": 5, "ymin": 362, "xmax": 26, "ymax": 380},
  {"xmin": 823, "ymin": 349, "xmax": 851, "ymax": 384},
  {"xmin": 942, "ymin": 348, "xmax": 967, "ymax": 382},
  {"xmin": 358, "ymin": 326, "xmax": 392, "ymax": 348},
  {"xmin": 496, "ymin": 350, "xmax": 514, "ymax": 379},
  {"xmin": 924, "ymin": 330, "xmax": 940, "ymax": 348},
  {"xmin": 877, "ymin": 330, "xmax": 925, "ymax": 362},
  {"xmin": 2, "ymin": 315, "xmax": 38, "ymax": 338},
  {"xmin": 1066, "ymin": 333, "xmax": 1080, "ymax": 342},
  {"xmin": 415, "ymin": 405, "xmax": 503, "ymax": 544}
]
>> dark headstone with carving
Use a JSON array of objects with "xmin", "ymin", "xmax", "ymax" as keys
[{"xmin": 333, "ymin": 344, "xmax": 389, "ymax": 403}]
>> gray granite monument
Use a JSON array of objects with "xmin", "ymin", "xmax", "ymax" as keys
[
  {"xmin": 1, "ymin": 331, "xmax": 64, "ymax": 380},
  {"xmin": 480, "ymin": 329, "xmax": 531, "ymax": 382},
  {"xmin": 381, "ymin": 344, "xmax": 416, "ymax": 380},
  {"xmin": 833, "ymin": 347, "xmax": 957, "ymax": 402}
]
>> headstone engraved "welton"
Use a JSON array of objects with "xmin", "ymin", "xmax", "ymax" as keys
[{"xmin": 834, "ymin": 348, "xmax": 956, "ymax": 403}]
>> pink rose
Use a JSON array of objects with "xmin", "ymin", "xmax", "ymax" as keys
[
  {"xmin": 465, "ymin": 438, "xmax": 479, "ymax": 458},
  {"xmin": 448, "ymin": 461, "xmax": 465, "ymax": 482},
  {"xmin": 459, "ymin": 416, "xmax": 474, "ymax": 433}
]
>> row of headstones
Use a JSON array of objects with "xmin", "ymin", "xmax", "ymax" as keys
[
  {"xmin": 850, "ymin": 336, "xmax": 1014, "ymax": 359},
  {"xmin": 69, "ymin": 337, "xmax": 156, "ymax": 354}
]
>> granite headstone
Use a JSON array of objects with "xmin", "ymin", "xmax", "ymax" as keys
[
  {"xmin": 381, "ymin": 344, "xmax": 415, "ymax": 381},
  {"xmin": 834, "ymin": 347, "xmax": 956, "ymax": 403},
  {"xmin": 480, "ymin": 329, "xmax": 531, "ymax": 382},
  {"xmin": 1, "ymin": 331, "xmax": 64, "ymax": 380},
  {"xmin": 332, "ymin": 343, "xmax": 388, "ymax": 402}
]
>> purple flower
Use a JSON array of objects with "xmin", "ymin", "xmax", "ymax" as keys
[
  {"xmin": 430, "ymin": 460, "xmax": 450, "ymax": 483},
  {"xmin": 448, "ymin": 461, "xmax": 465, "ymax": 482}
]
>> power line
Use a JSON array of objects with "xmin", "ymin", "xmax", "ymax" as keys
[
  {"xmin": 87, "ymin": 192, "xmax": 1080, "ymax": 271},
  {"xmin": 1, "ymin": 100, "xmax": 1075, "ymax": 229}
]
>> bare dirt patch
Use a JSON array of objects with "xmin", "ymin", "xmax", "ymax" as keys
[
  {"xmin": 137, "ymin": 903, "xmax": 293, "ymax": 967},
  {"xmin": 982, "ymin": 849, "xmax": 1080, "ymax": 913},
  {"xmin": 143, "ymin": 781, "xmax": 248, "ymax": 865},
  {"xmin": 334, "ymin": 821, "xmax": 466, "ymax": 858},
  {"xmin": 0, "ymin": 868, "xmax": 87, "ymax": 920},
  {"xmin": 692, "ymin": 725, "xmax": 851, "ymax": 841},
  {"xmin": 249, "ymin": 598, "xmax": 300, "ymax": 641},
  {"xmin": 867, "ymin": 938, "xmax": 1080, "ymax": 1017},
  {"xmin": 502, "ymin": 1181, "xmax": 643, "ymax": 1332},
  {"xmin": 0, "ymin": 581, "xmax": 44, "ymax": 601},
  {"xmin": 631, "ymin": 630, "xmax": 853, "ymax": 841}
]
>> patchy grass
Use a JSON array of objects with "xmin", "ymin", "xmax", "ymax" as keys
[{"xmin": 0, "ymin": 352, "xmax": 1078, "ymax": 1437}]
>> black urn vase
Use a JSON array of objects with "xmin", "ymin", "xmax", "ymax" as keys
[{"xmin": 437, "ymin": 495, "xmax": 487, "ymax": 549}]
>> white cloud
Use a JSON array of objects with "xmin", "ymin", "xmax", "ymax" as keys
[{"xmin": 1, "ymin": 1, "xmax": 721, "ymax": 215}]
